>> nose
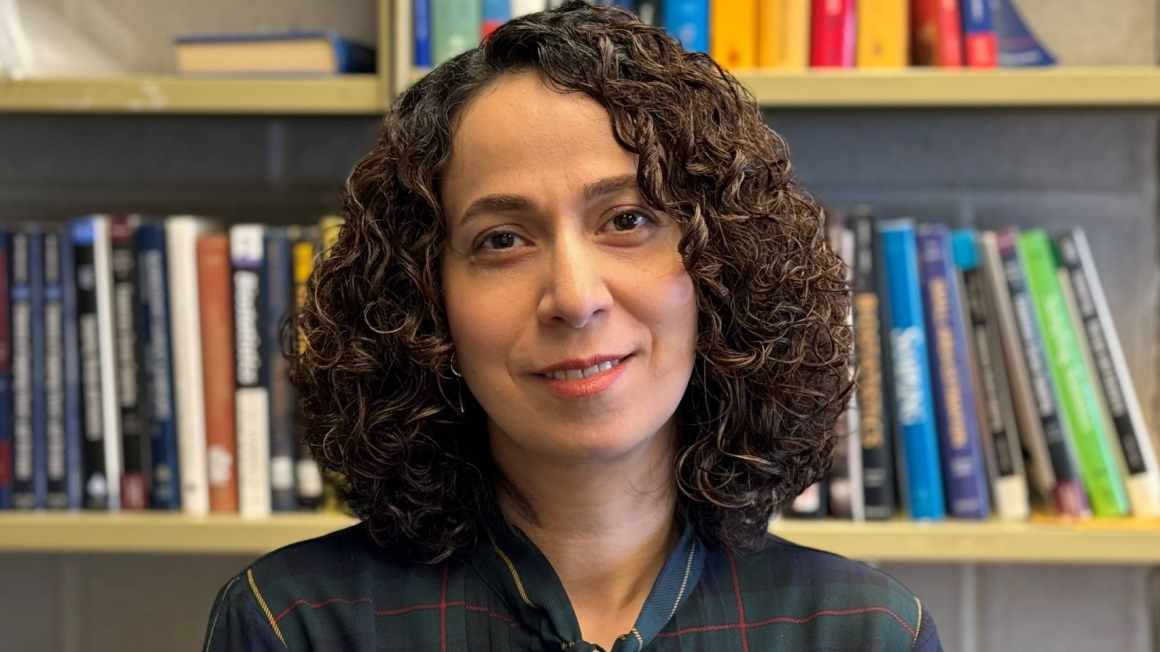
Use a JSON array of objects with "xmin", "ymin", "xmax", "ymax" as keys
[{"xmin": 536, "ymin": 230, "xmax": 612, "ymax": 329}]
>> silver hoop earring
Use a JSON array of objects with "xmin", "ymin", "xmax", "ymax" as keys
[
  {"xmin": 449, "ymin": 354, "xmax": 465, "ymax": 414},
  {"xmin": 450, "ymin": 354, "xmax": 463, "ymax": 378}
]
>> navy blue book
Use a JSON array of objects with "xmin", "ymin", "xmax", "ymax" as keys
[
  {"xmin": 61, "ymin": 228, "xmax": 82, "ymax": 509},
  {"xmin": 12, "ymin": 229, "xmax": 45, "ymax": 508},
  {"xmin": 0, "ymin": 228, "xmax": 11, "ymax": 509},
  {"xmin": 43, "ymin": 229, "xmax": 68, "ymax": 508},
  {"xmin": 136, "ymin": 222, "xmax": 180, "ymax": 510},
  {"xmin": 264, "ymin": 229, "xmax": 297, "ymax": 513},
  {"xmin": 878, "ymin": 219, "xmax": 945, "ymax": 520},
  {"xmin": 72, "ymin": 218, "xmax": 110, "ymax": 510},
  {"xmin": 916, "ymin": 224, "xmax": 991, "ymax": 519},
  {"xmin": 414, "ymin": 0, "xmax": 432, "ymax": 67}
]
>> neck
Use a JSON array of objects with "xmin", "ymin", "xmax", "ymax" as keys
[{"xmin": 491, "ymin": 421, "xmax": 679, "ymax": 632}]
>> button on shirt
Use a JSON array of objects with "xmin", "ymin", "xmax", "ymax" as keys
[{"xmin": 204, "ymin": 514, "xmax": 942, "ymax": 652}]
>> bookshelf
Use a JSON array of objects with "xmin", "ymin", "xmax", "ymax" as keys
[{"xmin": 2, "ymin": 513, "xmax": 1160, "ymax": 563}]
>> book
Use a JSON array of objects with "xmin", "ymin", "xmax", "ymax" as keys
[
  {"xmin": 414, "ymin": 0, "xmax": 432, "ymax": 68},
  {"xmin": 917, "ymin": 224, "xmax": 990, "ymax": 519},
  {"xmin": 952, "ymin": 229, "xmax": 1029, "ymax": 519},
  {"xmin": 912, "ymin": 0, "xmax": 964, "ymax": 66},
  {"xmin": 856, "ymin": 0, "xmax": 909, "ymax": 67},
  {"xmin": 664, "ymin": 0, "xmax": 709, "ymax": 53},
  {"xmin": 291, "ymin": 229, "xmax": 325, "ymax": 511},
  {"xmin": 810, "ymin": 0, "xmax": 856, "ymax": 67},
  {"xmin": 987, "ymin": 228, "xmax": 1088, "ymax": 517},
  {"xmin": 711, "ymin": 0, "xmax": 758, "ymax": 69},
  {"xmin": 828, "ymin": 224, "xmax": 862, "ymax": 520},
  {"xmin": 758, "ymin": 0, "xmax": 810, "ymax": 69},
  {"xmin": 265, "ymin": 229, "xmax": 297, "ymax": 513},
  {"xmin": 231, "ymin": 224, "xmax": 271, "ymax": 519},
  {"xmin": 166, "ymin": 217, "xmax": 212, "ymax": 515},
  {"xmin": 878, "ymin": 219, "xmax": 945, "ymax": 520},
  {"xmin": 92, "ymin": 216, "xmax": 123, "ymax": 511},
  {"xmin": 11, "ymin": 229, "xmax": 39, "ymax": 509},
  {"xmin": 73, "ymin": 218, "xmax": 109, "ymax": 510},
  {"xmin": 635, "ymin": 0, "xmax": 662, "ymax": 25},
  {"xmin": 197, "ymin": 234, "xmax": 238, "ymax": 514},
  {"xmin": 43, "ymin": 228, "xmax": 67, "ymax": 509},
  {"xmin": 996, "ymin": 0, "xmax": 1154, "ymax": 66},
  {"xmin": 1019, "ymin": 229, "xmax": 1129, "ymax": 517},
  {"xmin": 1057, "ymin": 229, "xmax": 1160, "ymax": 517},
  {"xmin": 960, "ymin": 0, "xmax": 998, "ymax": 67},
  {"xmin": 174, "ymin": 31, "xmax": 375, "ymax": 74},
  {"xmin": 136, "ymin": 222, "xmax": 180, "ymax": 510},
  {"xmin": 0, "ymin": 227, "xmax": 11, "ymax": 509},
  {"xmin": 482, "ymin": 0, "xmax": 512, "ymax": 37},
  {"xmin": 431, "ymin": 0, "xmax": 482, "ymax": 66},
  {"xmin": 852, "ymin": 212, "xmax": 895, "ymax": 520},
  {"xmin": 111, "ymin": 217, "xmax": 149, "ymax": 510},
  {"xmin": 61, "ymin": 226, "xmax": 83, "ymax": 509},
  {"xmin": 512, "ymin": 0, "xmax": 550, "ymax": 17}
]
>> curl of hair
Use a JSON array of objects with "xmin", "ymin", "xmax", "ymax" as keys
[{"xmin": 290, "ymin": 0, "xmax": 853, "ymax": 563}]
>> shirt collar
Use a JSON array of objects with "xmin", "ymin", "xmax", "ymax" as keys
[{"xmin": 469, "ymin": 504, "xmax": 706, "ymax": 651}]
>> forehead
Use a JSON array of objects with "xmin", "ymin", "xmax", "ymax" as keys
[{"xmin": 441, "ymin": 72, "xmax": 638, "ymax": 216}]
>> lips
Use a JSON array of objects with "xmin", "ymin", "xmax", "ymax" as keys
[
  {"xmin": 540, "ymin": 356, "xmax": 627, "ymax": 381},
  {"xmin": 534, "ymin": 354, "xmax": 633, "ymax": 399}
]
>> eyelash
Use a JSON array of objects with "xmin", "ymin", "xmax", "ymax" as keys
[{"xmin": 473, "ymin": 209, "xmax": 659, "ymax": 253}]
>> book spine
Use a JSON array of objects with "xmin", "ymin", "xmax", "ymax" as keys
[
  {"xmin": 28, "ymin": 231, "xmax": 48, "ymax": 510},
  {"xmin": 430, "ymin": 0, "xmax": 482, "ymax": 66},
  {"xmin": 265, "ymin": 230, "xmax": 297, "ymax": 513},
  {"xmin": 994, "ymin": 228, "xmax": 1089, "ymax": 516},
  {"xmin": 93, "ymin": 217, "xmax": 122, "ymax": 511},
  {"xmin": 635, "ymin": 0, "xmax": 661, "ymax": 25},
  {"xmin": 878, "ymin": 220, "xmax": 945, "ymax": 520},
  {"xmin": 917, "ymin": 224, "xmax": 990, "ymax": 519},
  {"xmin": 512, "ymin": 0, "xmax": 549, "ymax": 17},
  {"xmin": 136, "ymin": 224, "xmax": 179, "ymax": 510},
  {"xmin": 413, "ymin": 0, "xmax": 432, "ymax": 67},
  {"xmin": 197, "ymin": 234, "xmax": 238, "ymax": 513},
  {"xmin": 1059, "ymin": 230, "xmax": 1160, "ymax": 516},
  {"xmin": 0, "ymin": 228, "xmax": 11, "ymax": 510},
  {"xmin": 1019, "ymin": 229, "xmax": 1129, "ymax": 516},
  {"xmin": 994, "ymin": 0, "xmax": 1056, "ymax": 67},
  {"xmin": 11, "ymin": 230, "xmax": 36, "ymax": 508},
  {"xmin": 826, "ymin": 225, "xmax": 856, "ymax": 519},
  {"xmin": 44, "ymin": 230, "xmax": 67, "ymax": 509},
  {"xmin": 960, "ymin": 0, "xmax": 997, "ymax": 67},
  {"xmin": 758, "ymin": 0, "xmax": 810, "ymax": 69},
  {"xmin": 856, "ymin": 0, "xmax": 908, "ymax": 67},
  {"xmin": 110, "ymin": 218, "xmax": 148, "ymax": 510},
  {"xmin": 853, "ymin": 214, "xmax": 895, "ymax": 520},
  {"xmin": 482, "ymin": 0, "xmax": 511, "ymax": 36},
  {"xmin": 166, "ymin": 217, "xmax": 209, "ymax": 515},
  {"xmin": 292, "ymin": 235, "xmax": 324, "ymax": 511},
  {"xmin": 664, "ymin": 0, "xmax": 709, "ymax": 53},
  {"xmin": 953, "ymin": 229, "xmax": 1028, "ymax": 519},
  {"xmin": 232, "ymin": 225, "xmax": 271, "ymax": 519},
  {"xmin": 72, "ymin": 219, "xmax": 110, "ymax": 510},
  {"xmin": 912, "ymin": 0, "xmax": 963, "ymax": 66},
  {"xmin": 711, "ymin": 0, "xmax": 758, "ymax": 69},
  {"xmin": 810, "ymin": 0, "xmax": 855, "ymax": 67},
  {"xmin": 61, "ymin": 228, "xmax": 82, "ymax": 509}
]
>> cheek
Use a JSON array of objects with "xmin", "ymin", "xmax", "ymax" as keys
[{"xmin": 443, "ymin": 270, "xmax": 526, "ymax": 377}]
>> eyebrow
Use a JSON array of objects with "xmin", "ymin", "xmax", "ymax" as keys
[{"xmin": 457, "ymin": 173, "xmax": 639, "ymax": 228}]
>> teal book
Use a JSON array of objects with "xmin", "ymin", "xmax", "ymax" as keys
[
  {"xmin": 1018, "ymin": 229, "xmax": 1128, "ymax": 516},
  {"xmin": 432, "ymin": 0, "xmax": 483, "ymax": 65}
]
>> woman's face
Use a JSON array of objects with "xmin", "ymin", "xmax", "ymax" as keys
[{"xmin": 440, "ymin": 72, "xmax": 698, "ymax": 464}]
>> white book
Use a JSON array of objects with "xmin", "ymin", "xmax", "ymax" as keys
[
  {"xmin": 840, "ymin": 227, "xmax": 865, "ymax": 521},
  {"xmin": 91, "ymin": 216, "xmax": 123, "ymax": 511},
  {"xmin": 230, "ymin": 224, "xmax": 271, "ymax": 519},
  {"xmin": 512, "ymin": 0, "xmax": 548, "ymax": 16},
  {"xmin": 166, "ymin": 217, "xmax": 212, "ymax": 515}
]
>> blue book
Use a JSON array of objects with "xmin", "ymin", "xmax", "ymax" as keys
[
  {"xmin": 61, "ymin": 228, "xmax": 82, "ymax": 509},
  {"xmin": 174, "ymin": 31, "xmax": 376, "ymax": 74},
  {"xmin": 663, "ymin": 0, "xmax": 708, "ymax": 53},
  {"xmin": 0, "ymin": 228, "xmax": 12, "ymax": 509},
  {"xmin": 264, "ymin": 229, "xmax": 297, "ymax": 513},
  {"xmin": 11, "ymin": 229, "xmax": 44, "ymax": 508},
  {"xmin": 414, "ymin": 0, "xmax": 433, "ymax": 67},
  {"xmin": 136, "ymin": 223, "xmax": 180, "ymax": 510},
  {"xmin": 483, "ymin": 0, "xmax": 512, "ymax": 35},
  {"xmin": 878, "ymin": 220, "xmax": 945, "ymax": 520},
  {"xmin": 993, "ymin": 0, "xmax": 1056, "ymax": 66},
  {"xmin": 43, "ymin": 229, "xmax": 68, "ymax": 509},
  {"xmin": 917, "ymin": 224, "xmax": 991, "ymax": 519}
]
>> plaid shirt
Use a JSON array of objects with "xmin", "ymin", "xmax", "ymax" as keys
[{"xmin": 204, "ymin": 513, "xmax": 941, "ymax": 652}]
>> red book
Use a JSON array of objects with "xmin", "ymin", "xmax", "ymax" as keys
[
  {"xmin": 197, "ymin": 234, "xmax": 238, "ymax": 513},
  {"xmin": 810, "ymin": 0, "xmax": 855, "ymax": 68},
  {"xmin": 912, "ymin": 0, "xmax": 963, "ymax": 66}
]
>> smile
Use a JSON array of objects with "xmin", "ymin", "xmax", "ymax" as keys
[{"xmin": 535, "ymin": 355, "xmax": 632, "ymax": 399}]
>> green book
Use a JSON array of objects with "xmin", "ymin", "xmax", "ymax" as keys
[
  {"xmin": 432, "ymin": 0, "xmax": 482, "ymax": 66},
  {"xmin": 1018, "ymin": 229, "xmax": 1129, "ymax": 516}
]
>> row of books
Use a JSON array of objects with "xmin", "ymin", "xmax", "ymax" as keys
[
  {"xmin": 0, "ymin": 216, "xmax": 344, "ymax": 517},
  {"xmin": 792, "ymin": 216, "xmax": 1160, "ymax": 521},
  {"xmin": 415, "ymin": 0, "xmax": 1061, "ymax": 71}
]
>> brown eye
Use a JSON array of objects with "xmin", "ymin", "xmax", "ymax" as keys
[
  {"xmin": 611, "ymin": 211, "xmax": 647, "ymax": 231},
  {"xmin": 476, "ymin": 231, "xmax": 524, "ymax": 251}
]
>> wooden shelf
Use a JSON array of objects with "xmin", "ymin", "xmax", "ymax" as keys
[
  {"xmin": 3, "ymin": 513, "xmax": 1160, "ymax": 562},
  {"xmin": 0, "ymin": 75, "xmax": 382, "ymax": 115}
]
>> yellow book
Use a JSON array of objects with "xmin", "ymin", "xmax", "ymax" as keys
[
  {"xmin": 758, "ymin": 0, "xmax": 810, "ymax": 69},
  {"xmin": 711, "ymin": 0, "xmax": 759, "ymax": 70},
  {"xmin": 319, "ymin": 214, "xmax": 344, "ymax": 258},
  {"xmin": 856, "ymin": 0, "xmax": 909, "ymax": 67}
]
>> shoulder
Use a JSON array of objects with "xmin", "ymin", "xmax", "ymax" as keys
[
  {"xmin": 695, "ymin": 534, "xmax": 940, "ymax": 651},
  {"xmin": 204, "ymin": 523, "xmax": 446, "ymax": 652}
]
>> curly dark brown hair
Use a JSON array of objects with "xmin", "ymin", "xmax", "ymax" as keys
[{"xmin": 291, "ymin": 1, "xmax": 853, "ymax": 563}]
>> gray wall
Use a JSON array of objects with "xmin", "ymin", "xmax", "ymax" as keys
[{"xmin": 0, "ymin": 109, "xmax": 1157, "ymax": 651}]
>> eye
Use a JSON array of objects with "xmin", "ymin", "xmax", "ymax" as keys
[
  {"xmin": 475, "ymin": 231, "xmax": 526, "ymax": 252},
  {"xmin": 605, "ymin": 210, "xmax": 653, "ymax": 232}
]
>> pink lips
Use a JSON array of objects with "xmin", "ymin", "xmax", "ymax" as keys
[{"xmin": 536, "ymin": 355, "xmax": 631, "ymax": 398}]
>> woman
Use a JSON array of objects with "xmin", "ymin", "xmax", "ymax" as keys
[{"xmin": 204, "ymin": 3, "xmax": 941, "ymax": 651}]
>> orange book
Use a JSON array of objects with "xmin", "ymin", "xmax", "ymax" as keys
[
  {"xmin": 196, "ymin": 234, "xmax": 238, "ymax": 513},
  {"xmin": 857, "ymin": 0, "xmax": 909, "ymax": 67},
  {"xmin": 711, "ymin": 0, "xmax": 759, "ymax": 70},
  {"xmin": 758, "ymin": 0, "xmax": 810, "ymax": 69}
]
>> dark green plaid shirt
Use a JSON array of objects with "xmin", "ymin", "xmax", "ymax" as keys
[{"xmin": 204, "ymin": 515, "xmax": 941, "ymax": 652}]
